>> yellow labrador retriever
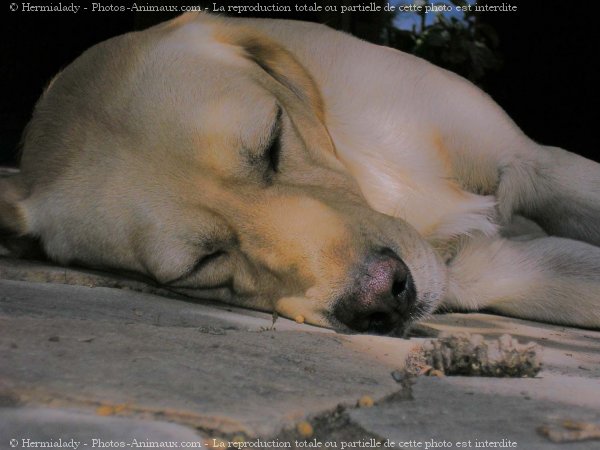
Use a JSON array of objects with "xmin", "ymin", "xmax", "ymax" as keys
[{"xmin": 2, "ymin": 13, "xmax": 599, "ymax": 333}]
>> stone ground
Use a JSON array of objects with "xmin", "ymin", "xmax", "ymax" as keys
[{"xmin": 1, "ymin": 256, "xmax": 599, "ymax": 450}]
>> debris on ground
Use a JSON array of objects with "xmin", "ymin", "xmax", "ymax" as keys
[
  {"xmin": 407, "ymin": 333, "xmax": 542, "ymax": 377},
  {"xmin": 357, "ymin": 395, "xmax": 374, "ymax": 408},
  {"xmin": 296, "ymin": 420, "xmax": 314, "ymax": 438},
  {"xmin": 538, "ymin": 420, "xmax": 600, "ymax": 443}
]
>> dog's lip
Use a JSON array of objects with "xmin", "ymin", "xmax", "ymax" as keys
[
  {"xmin": 324, "ymin": 300, "xmax": 425, "ymax": 336},
  {"xmin": 324, "ymin": 317, "xmax": 411, "ymax": 336}
]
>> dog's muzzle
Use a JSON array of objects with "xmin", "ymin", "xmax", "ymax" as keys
[{"xmin": 333, "ymin": 248, "xmax": 416, "ymax": 334}]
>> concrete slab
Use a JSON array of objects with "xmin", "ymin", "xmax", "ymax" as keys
[
  {"xmin": 1, "ymin": 256, "xmax": 600, "ymax": 447},
  {"xmin": 0, "ymin": 407, "xmax": 205, "ymax": 448},
  {"xmin": 349, "ymin": 377, "xmax": 600, "ymax": 450},
  {"xmin": 0, "ymin": 277, "xmax": 412, "ymax": 439},
  {"xmin": 347, "ymin": 314, "xmax": 600, "ymax": 449}
]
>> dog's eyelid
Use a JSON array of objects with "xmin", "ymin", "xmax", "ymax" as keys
[
  {"xmin": 241, "ymin": 105, "xmax": 282, "ymax": 173},
  {"xmin": 272, "ymin": 105, "xmax": 283, "ymax": 132},
  {"xmin": 265, "ymin": 106, "xmax": 282, "ymax": 145},
  {"xmin": 264, "ymin": 106, "xmax": 283, "ymax": 173},
  {"xmin": 165, "ymin": 249, "xmax": 226, "ymax": 285},
  {"xmin": 191, "ymin": 249, "xmax": 225, "ymax": 272}
]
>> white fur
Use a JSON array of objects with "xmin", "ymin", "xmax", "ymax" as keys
[{"xmin": 237, "ymin": 16, "xmax": 600, "ymax": 328}]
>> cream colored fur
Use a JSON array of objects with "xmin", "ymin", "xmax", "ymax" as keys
[{"xmin": 1, "ymin": 13, "xmax": 599, "ymax": 331}]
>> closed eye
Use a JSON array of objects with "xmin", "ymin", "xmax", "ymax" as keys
[
  {"xmin": 266, "ymin": 130, "xmax": 281, "ymax": 173},
  {"xmin": 189, "ymin": 250, "xmax": 225, "ymax": 275},
  {"xmin": 166, "ymin": 250, "xmax": 225, "ymax": 285},
  {"xmin": 264, "ymin": 107, "xmax": 282, "ymax": 173}
]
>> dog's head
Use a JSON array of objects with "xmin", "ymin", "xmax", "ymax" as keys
[{"xmin": 1, "ymin": 14, "xmax": 447, "ymax": 334}]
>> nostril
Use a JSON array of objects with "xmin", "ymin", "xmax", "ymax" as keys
[
  {"xmin": 391, "ymin": 277, "xmax": 407, "ymax": 298},
  {"xmin": 333, "ymin": 250, "xmax": 417, "ymax": 334}
]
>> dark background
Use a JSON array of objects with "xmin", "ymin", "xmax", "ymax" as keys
[{"xmin": 1, "ymin": 0, "xmax": 598, "ymax": 165}]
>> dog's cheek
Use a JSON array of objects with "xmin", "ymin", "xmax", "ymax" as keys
[{"xmin": 243, "ymin": 195, "xmax": 357, "ymax": 282}]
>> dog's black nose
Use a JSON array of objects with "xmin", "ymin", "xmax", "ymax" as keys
[{"xmin": 333, "ymin": 249, "xmax": 416, "ymax": 334}]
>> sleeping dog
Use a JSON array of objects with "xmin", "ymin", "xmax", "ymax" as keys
[{"xmin": 1, "ymin": 13, "xmax": 599, "ymax": 334}]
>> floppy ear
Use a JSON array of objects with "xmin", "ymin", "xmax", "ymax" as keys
[
  {"xmin": 213, "ymin": 23, "xmax": 339, "ymax": 157},
  {"xmin": 238, "ymin": 35, "xmax": 325, "ymax": 123},
  {"xmin": 215, "ymin": 24, "xmax": 325, "ymax": 119}
]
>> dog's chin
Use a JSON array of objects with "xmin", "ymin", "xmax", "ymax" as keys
[
  {"xmin": 323, "ymin": 317, "xmax": 418, "ymax": 337},
  {"xmin": 319, "ymin": 300, "xmax": 435, "ymax": 337}
]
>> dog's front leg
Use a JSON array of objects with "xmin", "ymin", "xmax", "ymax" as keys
[
  {"xmin": 498, "ymin": 145, "xmax": 600, "ymax": 247},
  {"xmin": 442, "ymin": 236, "xmax": 600, "ymax": 329}
]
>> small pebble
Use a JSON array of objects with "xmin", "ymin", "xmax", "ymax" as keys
[
  {"xmin": 428, "ymin": 369, "xmax": 445, "ymax": 378},
  {"xmin": 113, "ymin": 404, "xmax": 127, "ymax": 413},
  {"xmin": 391, "ymin": 370, "xmax": 404, "ymax": 382},
  {"xmin": 358, "ymin": 395, "xmax": 375, "ymax": 408},
  {"xmin": 297, "ymin": 420, "xmax": 314, "ymax": 438},
  {"xmin": 95, "ymin": 405, "xmax": 115, "ymax": 416}
]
